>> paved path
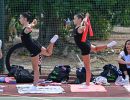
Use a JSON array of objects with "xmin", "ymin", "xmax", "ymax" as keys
[{"xmin": 0, "ymin": 97, "xmax": 130, "ymax": 100}]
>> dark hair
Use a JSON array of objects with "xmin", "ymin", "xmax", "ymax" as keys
[
  {"xmin": 21, "ymin": 12, "xmax": 35, "ymax": 23},
  {"xmin": 75, "ymin": 13, "xmax": 84, "ymax": 20},
  {"xmin": 124, "ymin": 40, "xmax": 130, "ymax": 55}
]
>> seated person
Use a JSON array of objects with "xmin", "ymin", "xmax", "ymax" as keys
[{"xmin": 117, "ymin": 40, "xmax": 130, "ymax": 85}]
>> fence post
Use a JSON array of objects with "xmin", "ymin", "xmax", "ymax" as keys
[{"xmin": 0, "ymin": 0, "xmax": 5, "ymax": 72}]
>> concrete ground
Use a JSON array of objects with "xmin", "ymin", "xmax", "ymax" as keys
[
  {"xmin": 0, "ymin": 97, "xmax": 130, "ymax": 100},
  {"xmin": 0, "ymin": 83, "xmax": 130, "ymax": 97}
]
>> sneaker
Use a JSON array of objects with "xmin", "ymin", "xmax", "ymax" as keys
[
  {"xmin": 50, "ymin": 35, "xmax": 59, "ymax": 43},
  {"xmin": 107, "ymin": 41, "xmax": 117, "ymax": 48}
]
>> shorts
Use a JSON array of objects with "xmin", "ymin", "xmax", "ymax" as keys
[
  {"xmin": 24, "ymin": 40, "xmax": 42, "ymax": 57},
  {"xmin": 30, "ymin": 48, "xmax": 41, "ymax": 57},
  {"xmin": 76, "ymin": 40, "xmax": 91, "ymax": 55}
]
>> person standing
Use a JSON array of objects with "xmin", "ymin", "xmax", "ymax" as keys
[{"xmin": 19, "ymin": 12, "xmax": 59, "ymax": 86}]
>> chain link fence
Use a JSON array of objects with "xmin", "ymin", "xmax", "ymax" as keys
[{"xmin": 0, "ymin": 0, "xmax": 130, "ymax": 73}]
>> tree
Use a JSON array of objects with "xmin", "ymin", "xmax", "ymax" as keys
[
  {"xmin": 4, "ymin": 0, "xmax": 40, "ymax": 41},
  {"xmin": 5, "ymin": 0, "xmax": 130, "ymax": 43}
]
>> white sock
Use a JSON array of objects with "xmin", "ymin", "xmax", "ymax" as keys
[
  {"xmin": 107, "ymin": 41, "xmax": 117, "ymax": 48},
  {"xmin": 50, "ymin": 35, "xmax": 59, "ymax": 43},
  {"xmin": 0, "ymin": 40, "xmax": 2, "ymax": 49}
]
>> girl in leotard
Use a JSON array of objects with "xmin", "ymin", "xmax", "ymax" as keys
[
  {"xmin": 19, "ymin": 12, "xmax": 59, "ymax": 86},
  {"xmin": 73, "ymin": 13, "xmax": 117, "ymax": 87}
]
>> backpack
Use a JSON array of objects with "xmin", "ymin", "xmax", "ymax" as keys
[
  {"xmin": 8, "ymin": 65, "xmax": 33, "ymax": 83},
  {"xmin": 47, "ymin": 65, "xmax": 71, "ymax": 82},
  {"xmin": 75, "ymin": 67, "xmax": 95, "ymax": 84},
  {"xmin": 100, "ymin": 64, "xmax": 122, "ymax": 82}
]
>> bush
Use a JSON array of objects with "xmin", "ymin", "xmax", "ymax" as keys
[{"xmin": 90, "ymin": 17, "xmax": 112, "ymax": 40}]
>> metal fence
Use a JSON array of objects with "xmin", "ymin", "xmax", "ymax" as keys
[{"xmin": 0, "ymin": 0, "xmax": 130, "ymax": 72}]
